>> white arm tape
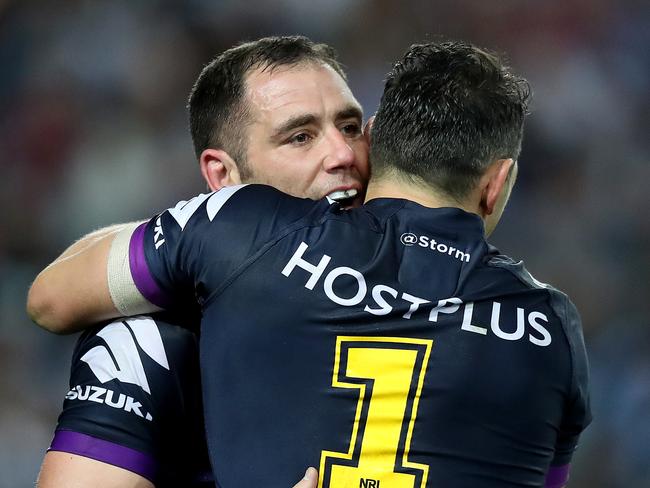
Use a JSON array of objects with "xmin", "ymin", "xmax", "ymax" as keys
[{"xmin": 107, "ymin": 223, "xmax": 162, "ymax": 316}]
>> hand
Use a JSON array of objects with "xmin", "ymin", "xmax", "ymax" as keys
[{"xmin": 293, "ymin": 467, "xmax": 318, "ymax": 488}]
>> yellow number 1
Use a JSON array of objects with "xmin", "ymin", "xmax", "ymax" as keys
[{"xmin": 319, "ymin": 337, "xmax": 433, "ymax": 488}]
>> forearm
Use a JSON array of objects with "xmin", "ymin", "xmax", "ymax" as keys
[
  {"xmin": 38, "ymin": 451, "xmax": 154, "ymax": 488},
  {"xmin": 27, "ymin": 223, "xmax": 139, "ymax": 334},
  {"xmin": 48, "ymin": 224, "xmax": 136, "ymax": 265},
  {"xmin": 38, "ymin": 452, "xmax": 317, "ymax": 488}
]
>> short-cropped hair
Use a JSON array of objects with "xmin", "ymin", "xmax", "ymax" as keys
[
  {"xmin": 188, "ymin": 36, "xmax": 346, "ymax": 176},
  {"xmin": 371, "ymin": 41, "xmax": 531, "ymax": 200}
]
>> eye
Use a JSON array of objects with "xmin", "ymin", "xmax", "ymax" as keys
[
  {"xmin": 288, "ymin": 132, "xmax": 312, "ymax": 146},
  {"xmin": 340, "ymin": 122, "xmax": 362, "ymax": 137}
]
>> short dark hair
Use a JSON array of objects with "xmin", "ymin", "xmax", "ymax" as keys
[
  {"xmin": 188, "ymin": 36, "xmax": 346, "ymax": 177},
  {"xmin": 371, "ymin": 41, "xmax": 531, "ymax": 201}
]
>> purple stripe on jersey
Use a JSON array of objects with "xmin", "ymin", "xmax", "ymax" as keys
[
  {"xmin": 130, "ymin": 222, "xmax": 169, "ymax": 308},
  {"xmin": 49, "ymin": 430, "xmax": 157, "ymax": 482},
  {"xmin": 545, "ymin": 464, "xmax": 570, "ymax": 488}
]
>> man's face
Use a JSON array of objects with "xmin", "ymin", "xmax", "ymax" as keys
[{"xmin": 239, "ymin": 62, "xmax": 369, "ymax": 206}]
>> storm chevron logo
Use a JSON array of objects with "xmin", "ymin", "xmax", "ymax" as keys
[
  {"xmin": 165, "ymin": 185, "xmax": 248, "ymax": 231},
  {"xmin": 167, "ymin": 193, "xmax": 212, "ymax": 230},
  {"xmin": 80, "ymin": 316, "xmax": 169, "ymax": 395}
]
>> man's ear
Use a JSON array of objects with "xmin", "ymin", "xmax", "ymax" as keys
[
  {"xmin": 363, "ymin": 115, "xmax": 375, "ymax": 146},
  {"xmin": 479, "ymin": 158, "xmax": 514, "ymax": 217},
  {"xmin": 200, "ymin": 149, "xmax": 242, "ymax": 191}
]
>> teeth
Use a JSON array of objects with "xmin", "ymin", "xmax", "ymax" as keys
[{"xmin": 327, "ymin": 189, "xmax": 358, "ymax": 201}]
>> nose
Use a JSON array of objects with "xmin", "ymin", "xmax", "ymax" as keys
[{"xmin": 322, "ymin": 130, "xmax": 356, "ymax": 171}]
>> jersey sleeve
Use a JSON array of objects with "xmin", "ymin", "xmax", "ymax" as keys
[
  {"xmin": 551, "ymin": 295, "xmax": 592, "ymax": 467},
  {"xmin": 50, "ymin": 314, "xmax": 210, "ymax": 486},
  {"xmin": 128, "ymin": 184, "xmax": 322, "ymax": 310}
]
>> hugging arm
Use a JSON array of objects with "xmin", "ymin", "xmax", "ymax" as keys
[
  {"xmin": 27, "ymin": 222, "xmax": 151, "ymax": 334},
  {"xmin": 37, "ymin": 453, "xmax": 154, "ymax": 488}
]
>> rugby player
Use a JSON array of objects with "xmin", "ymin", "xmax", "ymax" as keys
[
  {"xmin": 35, "ymin": 36, "xmax": 368, "ymax": 488},
  {"xmin": 29, "ymin": 41, "xmax": 591, "ymax": 487}
]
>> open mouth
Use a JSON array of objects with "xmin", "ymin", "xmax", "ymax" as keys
[{"xmin": 327, "ymin": 189, "xmax": 359, "ymax": 208}]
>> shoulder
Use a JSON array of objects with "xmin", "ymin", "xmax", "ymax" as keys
[
  {"xmin": 483, "ymin": 246, "xmax": 587, "ymax": 367},
  {"xmin": 484, "ymin": 246, "xmax": 571, "ymax": 305},
  {"xmin": 58, "ymin": 314, "xmax": 208, "ymax": 484},
  {"xmin": 72, "ymin": 314, "xmax": 200, "ymax": 397},
  {"xmin": 149, "ymin": 185, "xmax": 331, "ymax": 258},
  {"xmin": 160, "ymin": 184, "xmax": 327, "ymax": 231},
  {"xmin": 74, "ymin": 314, "xmax": 196, "ymax": 364},
  {"xmin": 148, "ymin": 184, "xmax": 334, "ymax": 266}
]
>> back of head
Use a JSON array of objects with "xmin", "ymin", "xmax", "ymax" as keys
[
  {"xmin": 370, "ymin": 41, "xmax": 530, "ymax": 201},
  {"xmin": 188, "ymin": 35, "xmax": 346, "ymax": 173}
]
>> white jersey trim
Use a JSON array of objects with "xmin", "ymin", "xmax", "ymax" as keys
[{"xmin": 207, "ymin": 184, "xmax": 248, "ymax": 221}]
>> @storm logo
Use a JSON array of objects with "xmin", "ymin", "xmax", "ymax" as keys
[
  {"xmin": 399, "ymin": 232, "xmax": 471, "ymax": 263},
  {"xmin": 400, "ymin": 233, "xmax": 418, "ymax": 246}
]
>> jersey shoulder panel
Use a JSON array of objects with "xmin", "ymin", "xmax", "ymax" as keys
[
  {"xmin": 54, "ymin": 314, "xmax": 210, "ymax": 485},
  {"xmin": 484, "ymin": 247, "xmax": 588, "ymax": 364},
  {"xmin": 484, "ymin": 245, "xmax": 557, "ymax": 290},
  {"xmin": 138, "ymin": 185, "xmax": 332, "ymax": 308},
  {"xmin": 484, "ymin": 247, "xmax": 592, "ymax": 463},
  {"xmin": 484, "ymin": 246, "xmax": 574, "ymax": 314},
  {"xmin": 484, "ymin": 249, "xmax": 589, "ymax": 375}
]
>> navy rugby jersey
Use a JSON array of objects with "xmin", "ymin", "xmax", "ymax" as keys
[
  {"xmin": 50, "ymin": 313, "xmax": 213, "ymax": 487},
  {"xmin": 129, "ymin": 184, "xmax": 590, "ymax": 488}
]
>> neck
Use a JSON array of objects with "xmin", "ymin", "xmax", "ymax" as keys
[{"xmin": 364, "ymin": 176, "xmax": 481, "ymax": 217}]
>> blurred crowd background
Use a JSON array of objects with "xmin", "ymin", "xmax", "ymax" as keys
[{"xmin": 1, "ymin": 0, "xmax": 648, "ymax": 486}]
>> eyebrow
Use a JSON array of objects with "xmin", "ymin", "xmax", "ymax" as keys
[
  {"xmin": 336, "ymin": 106, "xmax": 363, "ymax": 123},
  {"xmin": 271, "ymin": 104, "xmax": 363, "ymax": 141},
  {"xmin": 272, "ymin": 114, "xmax": 318, "ymax": 140}
]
